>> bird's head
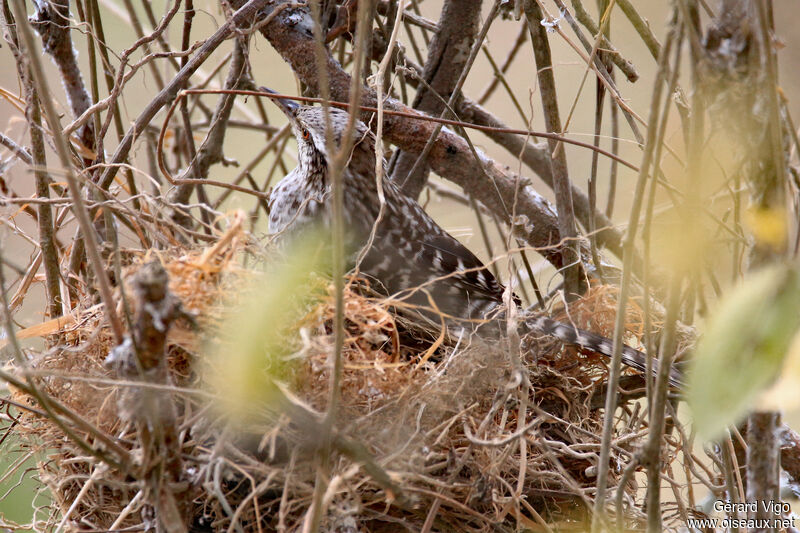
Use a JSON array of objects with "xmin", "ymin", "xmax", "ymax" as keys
[{"xmin": 262, "ymin": 88, "xmax": 372, "ymax": 170}]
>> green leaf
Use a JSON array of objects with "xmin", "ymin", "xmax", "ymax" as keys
[
  {"xmin": 204, "ymin": 232, "xmax": 330, "ymax": 422},
  {"xmin": 687, "ymin": 263, "xmax": 800, "ymax": 441}
]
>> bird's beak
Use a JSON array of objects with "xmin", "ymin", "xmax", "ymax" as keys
[{"xmin": 260, "ymin": 87, "xmax": 299, "ymax": 120}]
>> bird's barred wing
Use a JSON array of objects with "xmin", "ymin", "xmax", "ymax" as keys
[
  {"xmin": 352, "ymin": 179, "xmax": 511, "ymax": 318},
  {"xmin": 414, "ymin": 234, "xmax": 505, "ymax": 301},
  {"xmin": 340, "ymin": 146, "xmax": 510, "ymax": 319}
]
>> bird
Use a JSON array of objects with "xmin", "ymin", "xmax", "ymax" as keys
[{"xmin": 263, "ymin": 89, "xmax": 682, "ymax": 388}]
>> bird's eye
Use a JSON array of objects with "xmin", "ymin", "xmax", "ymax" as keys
[{"xmin": 302, "ymin": 129, "xmax": 310, "ymax": 140}]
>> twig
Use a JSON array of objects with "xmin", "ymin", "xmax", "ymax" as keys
[
  {"xmin": 0, "ymin": 131, "xmax": 32, "ymax": 165},
  {"xmin": 400, "ymin": 0, "xmax": 501, "ymax": 197},
  {"xmin": 120, "ymin": 0, "xmax": 167, "ymax": 89},
  {"xmin": 568, "ymin": 0, "xmax": 639, "ymax": 82},
  {"xmin": 642, "ymin": 274, "xmax": 682, "ymax": 532},
  {"xmin": 30, "ymin": 95, "xmax": 63, "ymax": 319},
  {"xmin": 616, "ymin": 0, "xmax": 661, "ymax": 59},
  {"xmin": 477, "ymin": 22, "xmax": 527, "ymax": 105},
  {"xmin": 179, "ymin": 89, "xmax": 640, "ymax": 171},
  {"xmin": 1, "ymin": 6, "xmax": 62, "ymax": 318},
  {"xmin": 64, "ymin": 0, "xmax": 183, "ymax": 140},
  {"xmin": 29, "ymin": 0, "xmax": 95, "ymax": 151},
  {"xmin": 0, "ymin": 246, "xmax": 130, "ymax": 471},
  {"xmin": 546, "ymin": 0, "xmax": 645, "ymax": 145},
  {"xmin": 303, "ymin": 0, "xmax": 374, "ymax": 529},
  {"xmin": 375, "ymin": 0, "xmax": 436, "ymax": 32},
  {"xmin": 228, "ymin": 0, "xmax": 598, "ymax": 273},
  {"xmin": 358, "ymin": 0, "xmax": 405, "ymax": 281},
  {"xmin": 639, "ymin": 19, "xmax": 684, "ymax": 412},
  {"xmin": 170, "ymin": 37, "xmax": 249, "ymax": 209}
]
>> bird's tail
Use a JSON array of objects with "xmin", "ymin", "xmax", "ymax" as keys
[{"xmin": 521, "ymin": 314, "xmax": 684, "ymax": 389}]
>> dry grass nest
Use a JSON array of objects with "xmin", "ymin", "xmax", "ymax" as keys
[{"xmin": 2, "ymin": 227, "xmax": 692, "ymax": 532}]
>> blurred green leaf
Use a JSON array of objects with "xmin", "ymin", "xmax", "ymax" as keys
[
  {"xmin": 205, "ymin": 233, "xmax": 329, "ymax": 422},
  {"xmin": 759, "ymin": 331, "xmax": 800, "ymax": 411},
  {"xmin": 687, "ymin": 263, "xmax": 800, "ymax": 441}
]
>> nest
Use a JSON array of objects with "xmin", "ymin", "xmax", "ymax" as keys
[{"xmin": 2, "ymin": 225, "xmax": 687, "ymax": 532}]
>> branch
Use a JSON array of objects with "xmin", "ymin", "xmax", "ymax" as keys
[
  {"xmin": 523, "ymin": 0, "xmax": 582, "ymax": 297},
  {"xmin": 590, "ymin": 10, "xmax": 680, "ymax": 529},
  {"xmin": 746, "ymin": 412, "xmax": 781, "ymax": 527},
  {"xmin": 370, "ymin": 34, "xmax": 631, "ymax": 267},
  {"xmin": 105, "ymin": 260, "xmax": 187, "ymax": 532},
  {"xmin": 29, "ymin": 0, "xmax": 95, "ymax": 152},
  {"xmin": 568, "ymin": 0, "xmax": 639, "ymax": 82},
  {"xmin": 168, "ymin": 36, "xmax": 249, "ymax": 207},
  {"xmin": 0, "ymin": 131, "xmax": 32, "ymax": 165},
  {"xmin": 2, "ymin": 2, "xmax": 62, "ymax": 317},
  {"xmin": 8, "ymin": 0, "xmax": 124, "ymax": 342},
  {"xmin": 616, "ymin": 0, "xmax": 661, "ymax": 60},
  {"xmin": 388, "ymin": 0, "xmax": 482, "ymax": 198}
]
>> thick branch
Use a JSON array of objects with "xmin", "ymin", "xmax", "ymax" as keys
[
  {"xmin": 459, "ymin": 100, "xmax": 624, "ymax": 258},
  {"xmin": 389, "ymin": 0, "xmax": 482, "ymax": 198},
  {"xmin": 371, "ymin": 34, "xmax": 629, "ymax": 265},
  {"xmin": 746, "ymin": 412, "xmax": 781, "ymax": 526}
]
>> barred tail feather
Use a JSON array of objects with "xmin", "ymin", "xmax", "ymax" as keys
[{"xmin": 523, "ymin": 315, "xmax": 684, "ymax": 389}]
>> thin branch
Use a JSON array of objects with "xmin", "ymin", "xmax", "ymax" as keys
[
  {"xmin": 642, "ymin": 275, "xmax": 682, "ymax": 531},
  {"xmin": 616, "ymin": 0, "xmax": 661, "ymax": 59},
  {"xmin": 30, "ymin": 0, "xmax": 95, "ymax": 152},
  {"xmin": 0, "ymin": 247, "xmax": 131, "ymax": 470},
  {"xmin": 0, "ymin": 131, "xmax": 32, "ymax": 165},
  {"xmin": 477, "ymin": 22, "xmax": 527, "ymax": 105},
  {"xmin": 591, "ymin": 9, "xmax": 679, "ymax": 529},
  {"xmin": 399, "ymin": 0, "xmax": 502, "ymax": 198},
  {"xmin": 524, "ymin": 0, "xmax": 582, "ymax": 297},
  {"xmin": 568, "ymin": 0, "xmax": 639, "ymax": 82},
  {"xmin": 225, "ymin": 0, "xmax": 580, "ymax": 273},
  {"xmin": 1, "ymin": 2, "xmax": 62, "ymax": 317},
  {"xmin": 303, "ymin": 0, "xmax": 374, "ymax": 529}
]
